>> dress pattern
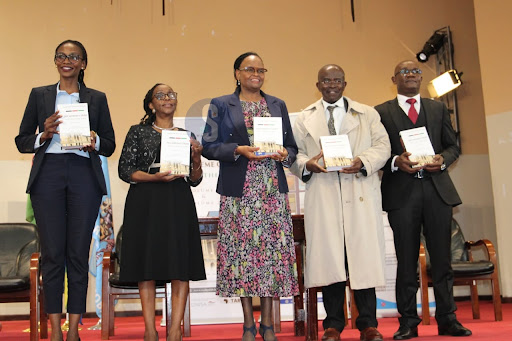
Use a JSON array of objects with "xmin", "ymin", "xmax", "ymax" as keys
[{"xmin": 216, "ymin": 99, "xmax": 299, "ymax": 297}]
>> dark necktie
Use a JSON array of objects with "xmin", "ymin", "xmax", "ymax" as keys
[
  {"xmin": 327, "ymin": 105, "xmax": 337, "ymax": 135},
  {"xmin": 406, "ymin": 98, "xmax": 418, "ymax": 124}
]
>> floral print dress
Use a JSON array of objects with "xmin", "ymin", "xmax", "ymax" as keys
[{"xmin": 216, "ymin": 98, "xmax": 299, "ymax": 297}]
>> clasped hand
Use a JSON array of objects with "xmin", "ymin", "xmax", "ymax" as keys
[
  {"xmin": 235, "ymin": 145, "xmax": 288, "ymax": 162},
  {"xmin": 156, "ymin": 138, "xmax": 203, "ymax": 182},
  {"xmin": 306, "ymin": 151, "xmax": 363, "ymax": 174},
  {"xmin": 395, "ymin": 152, "xmax": 444, "ymax": 173},
  {"xmin": 42, "ymin": 110, "xmax": 97, "ymax": 152}
]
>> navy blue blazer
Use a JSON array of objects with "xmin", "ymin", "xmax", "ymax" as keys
[
  {"xmin": 15, "ymin": 83, "xmax": 116, "ymax": 194},
  {"xmin": 202, "ymin": 89, "xmax": 297, "ymax": 197},
  {"xmin": 375, "ymin": 97, "xmax": 461, "ymax": 211}
]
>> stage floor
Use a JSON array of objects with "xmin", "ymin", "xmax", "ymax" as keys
[{"xmin": 0, "ymin": 300, "xmax": 510, "ymax": 340}]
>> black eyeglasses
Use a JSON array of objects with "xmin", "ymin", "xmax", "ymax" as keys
[
  {"xmin": 153, "ymin": 92, "xmax": 178, "ymax": 100},
  {"xmin": 395, "ymin": 68, "xmax": 422, "ymax": 77},
  {"xmin": 239, "ymin": 67, "xmax": 268, "ymax": 75},
  {"xmin": 54, "ymin": 53, "xmax": 82, "ymax": 64},
  {"xmin": 320, "ymin": 78, "xmax": 344, "ymax": 85}
]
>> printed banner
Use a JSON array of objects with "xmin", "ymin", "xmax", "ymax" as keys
[{"xmin": 88, "ymin": 155, "xmax": 115, "ymax": 318}]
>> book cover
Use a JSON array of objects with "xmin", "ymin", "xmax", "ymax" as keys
[
  {"xmin": 320, "ymin": 135, "xmax": 354, "ymax": 171},
  {"xmin": 253, "ymin": 117, "xmax": 283, "ymax": 156},
  {"xmin": 160, "ymin": 130, "xmax": 191, "ymax": 175},
  {"xmin": 399, "ymin": 127, "xmax": 435, "ymax": 168},
  {"xmin": 57, "ymin": 103, "xmax": 91, "ymax": 150}
]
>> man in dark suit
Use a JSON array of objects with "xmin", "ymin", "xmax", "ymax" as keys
[{"xmin": 375, "ymin": 60, "xmax": 471, "ymax": 339}]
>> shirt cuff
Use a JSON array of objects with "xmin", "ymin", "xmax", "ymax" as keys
[
  {"xmin": 95, "ymin": 134, "xmax": 100, "ymax": 151},
  {"xmin": 34, "ymin": 133, "xmax": 44, "ymax": 149},
  {"xmin": 391, "ymin": 155, "xmax": 399, "ymax": 172}
]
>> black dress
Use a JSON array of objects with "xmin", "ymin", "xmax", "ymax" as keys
[{"xmin": 118, "ymin": 124, "xmax": 206, "ymax": 282}]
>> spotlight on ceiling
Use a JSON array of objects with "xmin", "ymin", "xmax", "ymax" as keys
[
  {"xmin": 416, "ymin": 32, "xmax": 445, "ymax": 63},
  {"xmin": 427, "ymin": 69, "xmax": 462, "ymax": 97}
]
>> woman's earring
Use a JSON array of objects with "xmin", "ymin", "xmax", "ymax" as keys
[
  {"xmin": 152, "ymin": 108, "xmax": 156, "ymax": 114},
  {"xmin": 237, "ymin": 79, "xmax": 241, "ymax": 86}
]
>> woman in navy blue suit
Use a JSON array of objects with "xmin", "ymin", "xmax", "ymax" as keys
[
  {"xmin": 15, "ymin": 40, "xmax": 115, "ymax": 341},
  {"xmin": 202, "ymin": 52, "xmax": 298, "ymax": 341}
]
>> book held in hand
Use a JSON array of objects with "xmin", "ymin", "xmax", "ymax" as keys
[
  {"xmin": 57, "ymin": 103, "xmax": 91, "ymax": 150},
  {"xmin": 399, "ymin": 126, "xmax": 435, "ymax": 168},
  {"xmin": 253, "ymin": 117, "xmax": 283, "ymax": 155},
  {"xmin": 320, "ymin": 135, "xmax": 354, "ymax": 171},
  {"xmin": 160, "ymin": 130, "xmax": 190, "ymax": 175}
]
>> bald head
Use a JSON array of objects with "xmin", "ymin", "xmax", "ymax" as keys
[
  {"xmin": 392, "ymin": 60, "xmax": 423, "ymax": 97},
  {"xmin": 318, "ymin": 64, "xmax": 345, "ymax": 82},
  {"xmin": 316, "ymin": 64, "xmax": 347, "ymax": 104}
]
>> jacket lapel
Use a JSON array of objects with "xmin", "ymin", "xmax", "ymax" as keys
[
  {"xmin": 79, "ymin": 85, "xmax": 91, "ymax": 105},
  {"xmin": 339, "ymin": 97, "xmax": 360, "ymax": 135},
  {"xmin": 303, "ymin": 99, "xmax": 329, "ymax": 150},
  {"xmin": 389, "ymin": 98, "xmax": 407, "ymax": 132},
  {"xmin": 419, "ymin": 97, "xmax": 435, "ymax": 140},
  {"xmin": 44, "ymin": 84, "xmax": 57, "ymax": 119},
  {"xmin": 265, "ymin": 94, "xmax": 282, "ymax": 118},
  {"xmin": 227, "ymin": 92, "xmax": 251, "ymax": 146}
]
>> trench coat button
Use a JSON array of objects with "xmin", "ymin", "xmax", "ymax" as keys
[{"xmin": 359, "ymin": 197, "xmax": 364, "ymax": 202}]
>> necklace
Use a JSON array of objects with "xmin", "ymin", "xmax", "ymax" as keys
[
  {"xmin": 240, "ymin": 93, "xmax": 262, "ymax": 102},
  {"xmin": 152, "ymin": 122, "xmax": 174, "ymax": 130}
]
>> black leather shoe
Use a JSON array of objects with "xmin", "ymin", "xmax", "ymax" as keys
[
  {"xmin": 393, "ymin": 325, "xmax": 418, "ymax": 340},
  {"xmin": 438, "ymin": 321, "xmax": 472, "ymax": 336}
]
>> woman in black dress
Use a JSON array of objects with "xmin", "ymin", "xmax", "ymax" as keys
[{"xmin": 118, "ymin": 83, "xmax": 206, "ymax": 341}]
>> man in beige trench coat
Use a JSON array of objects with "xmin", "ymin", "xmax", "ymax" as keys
[{"xmin": 290, "ymin": 64, "xmax": 391, "ymax": 341}]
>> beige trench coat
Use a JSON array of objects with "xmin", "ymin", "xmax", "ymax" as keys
[{"xmin": 290, "ymin": 97, "xmax": 391, "ymax": 290}]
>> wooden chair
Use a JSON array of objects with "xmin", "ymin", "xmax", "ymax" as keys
[
  {"xmin": 418, "ymin": 219, "xmax": 502, "ymax": 325},
  {"xmin": 0, "ymin": 223, "xmax": 47, "ymax": 341},
  {"xmin": 101, "ymin": 225, "xmax": 191, "ymax": 339},
  {"xmin": 306, "ymin": 284, "xmax": 358, "ymax": 341}
]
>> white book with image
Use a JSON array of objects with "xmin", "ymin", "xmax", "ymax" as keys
[
  {"xmin": 399, "ymin": 127, "xmax": 435, "ymax": 168},
  {"xmin": 253, "ymin": 116, "xmax": 283, "ymax": 155},
  {"xmin": 160, "ymin": 130, "xmax": 190, "ymax": 175},
  {"xmin": 320, "ymin": 135, "xmax": 354, "ymax": 171},
  {"xmin": 57, "ymin": 103, "xmax": 91, "ymax": 150}
]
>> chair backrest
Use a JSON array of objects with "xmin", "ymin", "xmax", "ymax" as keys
[
  {"xmin": 449, "ymin": 219, "xmax": 469, "ymax": 262},
  {"xmin": 113, "ymin": 225, "xmax": 123, "ymax": 274},
  {"xmin": 420, "ymin": 219, "xmax": 469, "ymax": 268},
  {"xmin": 0, "ymin": 223, "xmax": 39, "ymax": 278}
]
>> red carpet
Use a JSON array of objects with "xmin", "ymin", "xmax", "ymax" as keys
[{"xmin": 1, "ymin": 301, "xmax": 510, "ymax": 340}]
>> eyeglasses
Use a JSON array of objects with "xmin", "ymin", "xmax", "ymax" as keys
[
  {"xmin": 320, "ymin": 78, "xmax": 344, "ymax": 85},
  {"xmin": 54, "ymin": 53, "xmax": 82, "ymax": 64},
  {"xmin": 395, "ymin": 68, "xmax": 422, "ymax": 77},
  {"xmin": 239, "ymin": 67, "xmax": 268, "ymax": 75},
  {"xmin": 153, "ymin": 92, "xmax": 178, "ymax": 100}
]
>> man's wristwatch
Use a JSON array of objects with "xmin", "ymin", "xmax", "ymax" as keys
[{"xmin": 440, "ymin": 163, "xmax": 447, "ymax": 171}]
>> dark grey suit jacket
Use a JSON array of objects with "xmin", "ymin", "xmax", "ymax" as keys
[
  {"xmin": 375, "ymin": 97, "xmax": 461, "ymax": 211},
  {"xmin": 15, "ymin": 83, "xmax": 116, "ymax": 194}
]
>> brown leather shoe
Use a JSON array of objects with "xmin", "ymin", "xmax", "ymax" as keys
[
  {"xmin": 360, "ymin": 327, "xmax": 383, "ymax": 341},
  {"xmin": 322, "ymin": 327, "xmax": 341, "ymax": 341}
]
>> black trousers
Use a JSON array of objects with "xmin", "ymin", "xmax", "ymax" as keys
[
  {"xmin": 322, "ymin": 282, "xmax": 377, "ymax": 332},
  {"xmin": 30, "ymin": 154, "xmax": 102, "ymax": 314},
  {"xmin": 387, "ymin": 177, "xmax": 457, "ymax": 328}
]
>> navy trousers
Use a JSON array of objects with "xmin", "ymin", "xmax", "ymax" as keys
[{"xmin": 30, "ymin": 154, "xmax": 102, "ymax": 314}]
